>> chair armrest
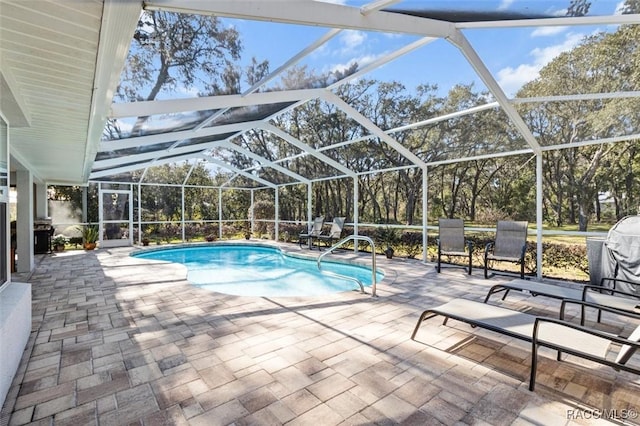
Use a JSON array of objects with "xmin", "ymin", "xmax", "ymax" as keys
[
  {"xmin": 582, "ymin": 285, "xmax": 640, "ymax": 301},
  {"xmin": 601, "ymin": 277, "xmax": 640, "ymax": 290},
  {"xmin": 560, "ymin": 298, "xmax": 640, "ymax": 322},
  {"xmin": 518, "ymin": 242, "xmax": 528, "ymax": 260},
  {"xmin": 484, "ymin": 241, "xmax": 494, "ymax": 256},
  {"xmin": 533, "ymin": 316, "xmax": 640, "ymax": 350}
]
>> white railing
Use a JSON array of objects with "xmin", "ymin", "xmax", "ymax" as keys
[{"xmin": 317, "ymin": 235, "xmax": 378, "ymax": 297}]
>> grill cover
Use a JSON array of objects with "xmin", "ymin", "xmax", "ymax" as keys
[{"xmin": 604, "ymin": 215, "xmax": 640, "ymax": 293}]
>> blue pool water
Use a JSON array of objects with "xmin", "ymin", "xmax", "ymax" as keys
[{"xmin": 132, "ymin": 244, "xmax": 383, "ymax": 297}]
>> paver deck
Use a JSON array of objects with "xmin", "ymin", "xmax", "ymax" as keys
[{"xmin": 1, "ymin": 242, "xmax": 639, "ymax": 425}]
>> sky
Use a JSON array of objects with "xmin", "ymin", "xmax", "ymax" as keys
[{"xmin": 228, "ymin": 0, "xmax": 626, "ymax": 98}]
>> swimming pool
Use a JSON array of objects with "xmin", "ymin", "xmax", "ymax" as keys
[{"xmin": 132, "ymin": 244, "xmax": 383, "ymax": 297}]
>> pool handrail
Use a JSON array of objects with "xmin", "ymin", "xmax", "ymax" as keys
[{"xmin": 317, "ymin": 235, "xmax": 377, "ymax": 297}]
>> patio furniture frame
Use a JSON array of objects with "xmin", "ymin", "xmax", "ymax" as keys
[
  {"xmin": 411, "ymin": 298, "xmax": 640, "ymax": 392},
  {"xmin": 299, "ymin": 216, "xmax": 325, "ymax": 249},
  {"xmin": 484, "ymin": 220, "xmax": 529, "ymax": 279},
  {"xmin": 484, "ymin": 278, "xmax": 640, "ymax": 325},
  {"xmin": 437, "ymin": 218, "xmax": 472, "ymax": 274},
  {"xmin": 316, "ymin": 217, "xmax": 346, "ymax": 249}
]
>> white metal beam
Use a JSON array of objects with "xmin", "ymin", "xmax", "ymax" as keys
[
  {"xmin": 90, "ymin": 152, "xmax": 201, "ymax": 179},
  {"xmin": 512, "ymin": 91, "xmax": 640, "ymax": 104},
  {"xmin": 197, "ymin": 29, "xmax": 343, "ymax": 130},
  {"xmin": 323, "ymin": 91, "xmax": 427, "ymax": 169},
  {"xmin": 391, "ymin": 102, "xmax": 500, "ymax": 133},
  {"xmin": 110, "ymin": 88, "xmax": 326, "ymax": 118},
  {"xmin": 456, "ymin": 13, "xmax": 640, "ymax": 29},
  {"xmin": 203, "ymin": 155, "xmax": 277, "ymax": 188},
  {"xmin": 447, "ymin": 29, "xmax": 542, "ymax": 155},
  {"xmin": 541, "ymin": 133, "xmax": 640, "ymax": 152},
  {"xmin": 99, "ymin": 121, "xmax": 262, "ymax": 151},
  {"xmin": 259, "ymin": 123, "xmax": 356, "ymax": 177},
  {"xmin": 327, "ymin": 36, "xmax": 438, "ymax": 89},
  {"xmin": 219, "ymin": 141, "xmax": 310, "ymax": 184},
  {"xmin": 427, "ymin": 149, "xmax": 533, "ymax": 167},
  {"xmin": 94, "ymin": 141, "xmax": 225, "ymax": 169},
  {"xmin": 144, "ymin": 0, "xmax": 456, "ymax": 38}
]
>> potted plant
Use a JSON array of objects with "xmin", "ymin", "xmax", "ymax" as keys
[
  {"xmin": 81, "ymin": 225, "xmax": 99, "ymax": 250},
  {"xmin": 141, "ymin": 237, "xmax": 150, "ymax": 246},
  {"xmin": 52, "ymin": 235, "xmax": 68, "ymax": 252},
  {"xmin": 377, "ymin": 227, "xmax": 399, "ymax": 259},
  {"xmin": 244, "ymin": 229, "xmax": 251, "ymax": 240},
  {"xmin": 205, "ymin": 233, "xmax": 216, "ymax": 242}
]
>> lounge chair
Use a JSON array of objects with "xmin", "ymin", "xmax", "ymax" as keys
[
  {"xmin": 437, "ymin": 218, "xmax": 472, "ymax": 274},
  {"xmin": 317, "ymin": 217, "xmax": 345, "ymax": 249},
  {"xmin": 530, "ymin": 299, "xmax": 640, "ymax": 391},
  {"xmin": 411, "ymin": 298, "xmax": 640, "ymax": 392},
  {"xmin": 484, "ymin": 278, "xmax": 640, "ymax": 325},
  {"xmin": 299, "ymin": 216, "xmax": 324, "ymax": 249},
  {"xmin": 484, "ymin": 220, "xmax": 528, "ymax": 279}
]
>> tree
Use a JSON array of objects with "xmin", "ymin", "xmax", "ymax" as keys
[
  {"xmin": 516, "ymin": 26, "xmax": 640, "ymax": 230},
  {"xmin": 117, "ymin": 10, "xmax": 242, "ymax": 135}
]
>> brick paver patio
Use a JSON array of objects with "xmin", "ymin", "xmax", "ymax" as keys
[{"xmin": 1, "ymin": 242, "xmax": 639, "ymax": 425}]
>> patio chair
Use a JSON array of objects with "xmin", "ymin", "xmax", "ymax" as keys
[
  {"xmin": 299, "ymin": 216, "xmax": 324, "ymax": 249},
  {"xmin": 484, "ymin": 220, "xmax": 528, "ymax": 279},
  {"xmin": 437, "ymin": 218, "xmax": 472, "ymax": 274},
  {"xmin": 317, "ymin": 217, "xmax": 346, "ymax": 249},
  {"xmin": 410, "ymin": 298, "xmax": 640, "ymax": 392}
]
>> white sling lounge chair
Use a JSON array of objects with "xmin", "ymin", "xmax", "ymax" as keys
[
  {"xmin": 317, "ymin": 217, "xmax": 345, "ymax": 249},
  {"xmin": 484, "ymin": 278, "xmax": 640, "ymax": 325},
  {"xmin": 411, "ymin": 298, "xmax": 640, "ymax": 391},
  {"xmin": 437, "ymin": 218, "xmax": 473, "ymax": 274},
  {"xmin": 299, "ymin": 216, "xmax": 324, "ymax": 249},
  {"xmin": 484, "ymin": 220, "xmax": 528, "ymax": 279}
]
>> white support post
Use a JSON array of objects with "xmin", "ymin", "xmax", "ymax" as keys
[
  {"xmin": 97, "ymin": 182, "xmax": 104, "ymax": 247},
  {"xmin": 218, "ymin": 187, "xmax": 223, "ymax": 238},
  {"xmin": 353, "ymin": 177, "xmax": 359, "ymax": 253},
  {"xmin": 34, "ymin": 183, "xmax": 47, "ymax": 220},
  {"xmin": 137, "ymin": 184, "xmax": 142, "ymax": 243},
  {"xmin": 536, "ymin": 155, "xmax": 543, "ymax": 279},
  {"xmin": 181, "ymin": 186, "xmax": 185, "ymax": 242},
  {"xmin": 16, "ymin": 170, "xmax": 33, "ymax": 273},
  {"xmin": 250, "ymin": 189, "xmax": 254, "ymax": 234},
  {"xmin": 422, "ymin": 167, "xmax": 428, "ymax": 264},
  {"xmin": 82, "ymin": 186, "xmax": 88, "ymax": 224},
  {"xmin": 307, "ymin": 182, "xmax": 312, "ymax": 225},
  {"xmin": 275, "ymin": 188, "xmax": 279, "ymax": 241}
]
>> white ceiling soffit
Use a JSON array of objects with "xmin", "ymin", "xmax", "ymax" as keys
[{"xmin": 0, "ymin": 0, "xmax": 140, "ymax": 185}]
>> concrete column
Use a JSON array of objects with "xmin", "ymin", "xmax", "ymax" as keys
[
  {"xmin": 16, "ymin": 170, "xmax": 33, "ymax": 273},
  {"xmin": 35, "ymin": 183, "xmax": 47, "ymax": 219}
]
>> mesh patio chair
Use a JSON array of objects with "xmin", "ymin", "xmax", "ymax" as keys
[
  {"xmin": 317, "ymin": 217, "xmax": 346, "ymax": 249},
  {"xmin": 299, "ymin": 216, "xmax": 324, "ymax": 249},
  {"xmin": 437, "ymin": 218, "xmax": 472, "ymax": 274},
  {"xmin": 484, "ymin": 220, "xmax": 528, "ymax": 279}
]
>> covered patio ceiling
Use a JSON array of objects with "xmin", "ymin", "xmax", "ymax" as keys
[{"xmin": 1, "ymin": 0, "xmax": 639, "ymax": 187}]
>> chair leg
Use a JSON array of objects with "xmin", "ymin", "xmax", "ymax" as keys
[
  {"xmin": 467, "ymin": 253, "xmax": 472, "ymax": 275},
  {"xmin": 484, "ymin": 260, "xmax": 489, "ymax": 279},
  {"xmin": 437, "ymin": 251, "xmax": 441, "ymax": 273},
  {"xmin": 529, "ymin": 342, "xmax": 538, "ymax": 391}
]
